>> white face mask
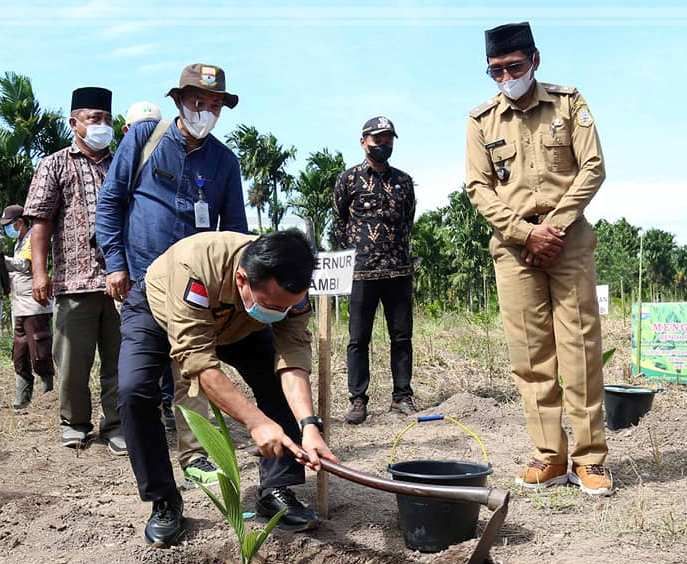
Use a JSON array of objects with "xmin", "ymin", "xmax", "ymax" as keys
[
  {"xmin": 79, "ymin": 123, "xmax": 113, "ymax": 150},
  {"xmin": 180, "ymin": 106, "xmax": 219, "ymax": 139},
  {"xmin": 497, "ymin": 65, "xmax": 535, "ymax": 100}
]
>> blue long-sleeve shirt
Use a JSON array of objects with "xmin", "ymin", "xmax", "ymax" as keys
[{"xmin": 96, "ymin": 118, "xmax": 248, "ymax": 281}]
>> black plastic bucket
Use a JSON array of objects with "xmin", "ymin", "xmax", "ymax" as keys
[
  {"xmin": 388, "ymin": 460, "xmax": 492, "ymax": 553},
  {"xmin": 604, "ymin": 384, "xmax": 656, "ymax": 430}
]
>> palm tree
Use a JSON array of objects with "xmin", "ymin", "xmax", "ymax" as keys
[
  {"xmin": 0, "ymin": 129, "xmax": 33, "ymax": 211},
  {"xmin": 0, "ymin": 72, "xmax": 71, "ymax": 211},
  {"xmin": 0, "ymin": 72, "xmax": 71, "ymax": 160},
  {"xmin": 260, "ymin": 133, "xmax": 296, "ymax": 231},
  {"xmin": 227, "ymin": 125, "xmax": 296, "ymax": 232},
  {"xmin": 290, "ymin": 149, "xmax": 345, "ymax": 249},
  {"xmin": 112, "ymin": 114, "xmax": 126, "ymax": 148},
  {"xmin": 246, "ymin": 182, "xmax": 269, "ymax": 233}
]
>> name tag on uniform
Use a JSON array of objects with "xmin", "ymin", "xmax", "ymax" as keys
[
  {"xmin": 485, "ymin": 138, "xmax": 506, "ymax": 150},
  {"xmin": 194, "ymin": 200, "xmax": 210, "ymax": 228}
]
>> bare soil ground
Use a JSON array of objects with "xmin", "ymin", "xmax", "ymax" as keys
[{"xmin": 1, "ymin": 315, "xmax": 686, "ymax": 563}]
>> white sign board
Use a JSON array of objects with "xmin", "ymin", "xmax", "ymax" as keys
[
  {"xmin": 597, "ymin": 284, "xmax": 609, "ymax": 316},
  {"xmin": 310, "ymin": 250, "xmax": 356, "ymax": 296}
]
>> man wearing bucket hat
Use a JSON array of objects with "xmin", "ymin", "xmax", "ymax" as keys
[
  {"xmin": 98, "ymin": 65, "xmax": 318, "ymax": 545},
  {"xmin": 24, "ymin": 87, "xmax": 125, "ymax": 455},
  {"xmin": 119, "ymin": 100, "xmax": 176, "ymax": 434},
  {"xmin": 1, "ymin": 204, "xmax": 55, "ymax": 410},
  {"xmin": 465, "ymin": 22, "xmax": 612, "ymax": 496},
  {"xmin": 333, "ymin": 116, "xmax": 417, "ymax": 424}
]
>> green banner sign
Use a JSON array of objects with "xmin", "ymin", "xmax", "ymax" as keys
[{"xmin": 632, "ymin": 302, "xmax": 687, "ymax": 384}]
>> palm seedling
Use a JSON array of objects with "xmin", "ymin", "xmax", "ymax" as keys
[{"xmin": 180, "ymin": 403, "xmax": 285, "ymax": 564}]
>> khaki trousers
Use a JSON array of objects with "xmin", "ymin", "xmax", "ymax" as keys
[
  {"xmin": 491, "ymin": 219, "xmax": 608, "ymax": 465},
  {"xmin": 54, "ymin": 292, "xmax": 121, "ymax": 436}
]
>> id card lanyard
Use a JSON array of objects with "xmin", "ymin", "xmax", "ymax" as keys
[{"xmin": 194, "ymin": 174, "xmax": 210, "ymax": 228}]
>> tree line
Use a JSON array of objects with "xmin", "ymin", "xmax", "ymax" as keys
[{"xmin": 1, "ymin": 71, "xmax": 683, "ymax": 313}]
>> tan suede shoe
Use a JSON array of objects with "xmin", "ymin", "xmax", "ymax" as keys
[
  {"xmin": 515, "ymin": 459, "xmax": 568, "ymax": 489},
  {"xmin": 569, "ymin": 464, "xmax": 614, "ymax": 496}
]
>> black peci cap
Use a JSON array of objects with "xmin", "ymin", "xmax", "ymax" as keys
[
  {"xmin": 71, "ymin": 87, "xmax": 112, "ymax": 113},
  {"xmin": 485, "ymin": 22, "xmax": 535, "ymax": 58}
]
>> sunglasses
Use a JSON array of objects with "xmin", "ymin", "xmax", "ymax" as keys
[{"xmin": 486, "ymin": 58, "xmax": 532, "ymax": 80}]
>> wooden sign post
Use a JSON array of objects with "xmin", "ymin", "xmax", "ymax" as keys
[
  {"xmin": 310, "ymin": 249, "xmax": 356, "ymax": 519},
  {"xmin": 317, "ymin": 294, "xmax": 331, "ymax": 518}
]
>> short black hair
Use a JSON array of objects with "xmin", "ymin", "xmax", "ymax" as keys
[{"xmin": 240, "ymin": 229, "xmax": 316, "ymax": 293}]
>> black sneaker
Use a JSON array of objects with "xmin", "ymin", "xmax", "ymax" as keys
[
  {"xmin": 256, "ymin": 487, "xmax": 319, "ymax": 532},
  {"xmin": 183, "ymin": 456, "xmax": 219, "ymax": 485},
  {"xmin": 390, "ymin": 396, "xmax": 418, "ymax": 416},
  {"xmin": 144, "ymin": 491, "xmax": 185, "ymax": 547},
  {"xmin": 345, "ymin": 398, "xmax": 367, "ymax": 425}
]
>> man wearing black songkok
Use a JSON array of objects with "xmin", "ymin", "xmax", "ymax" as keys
[
  {"xmin": 465, "ymin": 22, "xmax": 612, "ymax": 496},
  {"xmin": 23, "ymin": 87, "xmax": 126, "ymax": 455}
]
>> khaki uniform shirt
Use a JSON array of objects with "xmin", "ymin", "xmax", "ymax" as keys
[
  {"xmin": 145, "ymin": 232, "xmax": 312, "ymax": 385},
  {"xmin": 465, "ymin": 82, "xmax": 605, "ymax": 245},
  {"xmin": 5, "ymin": 229, "xmax": 53, "ymax": 317}
]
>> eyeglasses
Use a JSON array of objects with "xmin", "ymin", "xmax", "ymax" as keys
[{"xmin": 486, "ymin": 59, "xmax": 532, "ymax": 80}]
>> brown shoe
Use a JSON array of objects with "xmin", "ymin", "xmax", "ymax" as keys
[
  {"xmin": 345, "ymin": 398, "xmax": 367, "ymax": 425},
  {"xmin": 569, "ymin": 464, "xmax": 614, "ymax": 496},
  {"xmin": 390, "ymin": 396, "xmax": 418, "ymax": 416},
  {"xmin": 515, "ymin": 459, "xmax": 568, "ymax": 490}
]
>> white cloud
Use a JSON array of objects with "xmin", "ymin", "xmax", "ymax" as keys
[
  {"xmin": 13, "ymin": 3, "xmax": 687, "ymax": 28},
  {"xmin": 136, "ymin": 61, "xmax": 179, "ymax": 74},
  {"xmin": 111, "ymin": 43, "xmax": 158, "ymax": 58},
  {"xmin": 61, "ymin": 0, "xmax": 120, "ymax": 19},
  {"xmin": 101, "ymin": 21, "xmax": 161, "ymax": 37}
]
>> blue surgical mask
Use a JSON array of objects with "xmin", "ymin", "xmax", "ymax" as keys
[
  {"xmin": 243, "ymin": 285, "xmax": 290, "ymax": 325},
  {"xmin": 4, "ymin": 224, "xmax": 19, "ymax": 239}
]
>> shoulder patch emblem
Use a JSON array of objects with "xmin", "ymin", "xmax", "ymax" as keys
[
  {"xmin": 576, "ymin": 107, "xmax": 594, "ymax": 127},
  {"xmin": 542, "ymin": 82, "xmax": 577, "ymax": 95},
  {"xmin": 184, "ymin": 278, "xmax": 210, "ymax": 309},
  {"xmin": 288, "ymin": 294, "xmax": 312, "ymax": 317},
  {"xmin": 469, "ymin": 98, "xmax": 498, "ymax": 118}
]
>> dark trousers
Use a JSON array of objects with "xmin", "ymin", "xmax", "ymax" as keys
[
  {"xmin": 13, "ymin": 313, "xmax": 55, "ymax": 397},
  {"xmin": 160, "ymin": 364, "xmax": 174, "ymax": 408},
  {"xmin": 346, "ymin": 276, "xmax": 413, "ymax": 404},
  {"xmin": 118, "ymin": 284, "xmax": 304, "ymax": 502}
]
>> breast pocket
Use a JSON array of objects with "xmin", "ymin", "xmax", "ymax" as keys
[
  {"xmin": 542, "ymin": 132, "xmax": 575, "ymax": 172},
  {"xmin": 489, "ymin": 143, "xmax": 517, "ymax": 184},
  {"xmin": 352, "ymin": 192, "xmax": 380, "ymax": 218}
]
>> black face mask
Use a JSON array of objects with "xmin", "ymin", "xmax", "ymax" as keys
[{"xmin": 367, "ymin": 143, "xmax": 393, "ymax": 163}]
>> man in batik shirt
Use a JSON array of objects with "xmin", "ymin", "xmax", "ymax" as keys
[
  {"xmin": 333, "ymin": 116, "xmax": 416, "ymax": 425},
  {"xmin": 24, "ymin": 87, "xmax": 125, "ymax": 455}
]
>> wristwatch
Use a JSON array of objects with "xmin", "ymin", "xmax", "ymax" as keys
[{"xmin": 299, "ymin": 415, "xmax": 324, "ymax": 433}]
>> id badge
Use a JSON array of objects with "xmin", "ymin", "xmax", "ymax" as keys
[{"xmin": 194, "ymin": 200, "xmax": 210, "ymax": 228}]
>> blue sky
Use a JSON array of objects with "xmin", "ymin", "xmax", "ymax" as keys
[{"xmin": 3, "ymin": 1, "xmax": 687, "ymax": 240}]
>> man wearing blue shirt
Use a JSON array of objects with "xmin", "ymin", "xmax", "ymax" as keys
[{"xmin": 96, "ymin": 64, "xmax": 248, "ymax": 495}]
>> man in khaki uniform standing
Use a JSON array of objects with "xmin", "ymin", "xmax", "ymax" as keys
[
  {"xmin": 117, "ymin": 229, "xmax": 337, "ymax": 547},
  {"xmin": 465, "ymin": 22, "xmax": 612, "ymax": 496}
]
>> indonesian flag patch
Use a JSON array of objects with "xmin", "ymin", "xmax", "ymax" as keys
[{"xmin": 184, "ymin": 279, "xmax": 210, "ymax": 309}]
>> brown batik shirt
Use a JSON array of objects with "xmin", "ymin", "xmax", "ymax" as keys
[
  {"xmin": 23, "ymin": 144, "xmax": 112, "ymax": 295},
  {"xmin": 333, "ymin": 161, "xmax": 416, "ymax": 280}
]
